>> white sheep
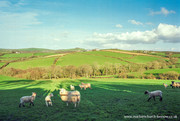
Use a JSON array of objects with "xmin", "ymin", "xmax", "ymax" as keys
[
  {"xmin": 79, "ymin": 84, "xmax": 85, "ymax": 90},
  {"xmin": 19, "ymin": 92, "xmax": 37, "ymax": 107},
  {"xmin": 70, "ymin": 85, "xmax": 75, "ymax": 90},
  {"xmin": 45, "ymin": 93, "xmax": 54, "ymax": 107},
  {"xmin": 81, "ymin": 82, "xmax": 92, "ymax": 89},
  {"xmin": 144, "ymin": 90, "xmax": 162, "ymax": 102},
  {"xmin": 163, "ymin": 83, "xmax": 168, "ymax": 89},
  {"xmin": 59, "ymin": 88, "xmax": 80, "ymax": 107}
]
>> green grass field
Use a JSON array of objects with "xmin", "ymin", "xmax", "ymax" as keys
[
  {"xmin": 56, "ymin": 53, "xmax": 127, "ymax": 66},
  {"xmin": 145, "ymin": 68, "xmax": 180, "ymax": 74},
  {"xmin": 83, "ymin": 51, "xmax": 132, "ymax": 58},
  {"xmin": 0, "ymin": 75, "xmax": 179, "ymax": 121},
  {"xmin": 124, "ymin": 56, "xmax": 159, "ymax": 64},
  {"xmin": 7, "ymin": 57, "xmax": 56, "ymax": 69},
  {"xmin": 33, "ymin": 53, "xmax": 57, "ymax": 57},
  {"xmin": 1, "ymin": 53, "xmax": 33, "ymax": 58}
]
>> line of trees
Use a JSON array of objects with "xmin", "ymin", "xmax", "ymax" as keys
[{"xmin": 0, "ymin": 58, "xmax": 179, "ymax": 80}]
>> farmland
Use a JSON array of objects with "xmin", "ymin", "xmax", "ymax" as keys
[
  {"xmin": 7, "ymin": 57, "xmax": 57, "ymax": 70},
  {"xmin": 56, "ymin": 52, "xmax": 128, "ymax": 66}
]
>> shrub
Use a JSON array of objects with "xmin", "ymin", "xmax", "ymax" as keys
[{"xmin": 160, "ymin": 71, "xmax": 179, "ymax": 80}]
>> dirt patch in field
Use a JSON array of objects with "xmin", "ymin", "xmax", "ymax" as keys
[{"xmin": 102, "ymin": 50, "xmax": 169, "ymax": 59}]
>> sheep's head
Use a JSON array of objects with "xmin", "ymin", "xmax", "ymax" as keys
[
  {"xmin": 144, "ymin": 90, "xmax": 148, "ymax": 94},
  {"xmin": 32, "ymin": 92, "xmax": 37, "ymax": 97},
  {"xmin": 59, "ymin": 88, "xmax": 66, "ymax": 94},
  {"xmin": 50, "ymin": 93, "xmax": 54, "ymax": 97}
]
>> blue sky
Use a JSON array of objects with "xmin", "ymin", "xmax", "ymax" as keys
[{"xmin": 0, "ymin": 0, "xmax": 180, "ymax": 51}]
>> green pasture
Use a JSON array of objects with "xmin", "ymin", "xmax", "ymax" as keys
[
  {"xmin": 124, "ymin": 56, "xmax": 160, "ymax": 64},
  {"xmin": 56, "ymin": 53, "xmax": 127, "ymax": 66},
  {"xmin": 0, "ymin": 75, "xmax": 179, "ymax": 121},
  {"xmin": 83, "ymin": 51, "xmax": 132, "ymax": 58},
  {"xmin": 150, "ymin": 52, "xmax": 166, "ymax": 57},
  {"xmin": 1, "ymin": 53, "xmax": 33, "ymax": 58},
  {"xmin": 145, "ymin": 68, "xmax": 180, "ymax": 74},
  {"xmin": 6, "ymin": 57, "xmax": 56, "ymax": 70},
  {"xmin": 33, "ymin": 53, "xmax": 57, "ymax": 57},
  {"xmin": 173, "ymin": 54, "xmax": 180, "ymax": 58}
]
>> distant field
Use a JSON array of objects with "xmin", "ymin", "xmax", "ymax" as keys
[
  {"xmin": 173, "ymin": 54, "xmax": 180, "ymax": 58},
  {"xmin": 56, "ymin": 53, "xmax": 127, "ymax": 66},
  {"xmin": 83, "ymin": 51, "xmax": 132, "ymax": 58},
  {"xmin": 33, "ymin": 53, "xmax": 57, "ymax": 57},
  {"xmin": 0, "ymin": 75, "xmax": 179, "ymax": 121},
  {"xmin": 0, "ymin": 58, "xmax": 20, "ymax": 61},
  {"xmin": 6, "ymin": 57, "xmax": 56, "ymax": 69},
  {"xmin": 150, "ymin": 52, "xmax": 166, "ymax": 57},
  {"xmin": 145, "ymin": 68, "xmax": 180, "ymax": 74},
  {"xmin": 1, "ymin": 53, "xmax": 33, "ymax": 58},
  {"xmin": 124, "ymin": 55, "xmax": 159, "ymax": 64}
]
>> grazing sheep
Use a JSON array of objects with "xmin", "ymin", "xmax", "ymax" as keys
[
  {"xmin": 19, "ymin": 92, "xmax": 36, "ymax": 107},
  {"xmin": 45, "ymin": 93, "xmax": 54, "ymax": 107},
  {"xmin": 170, "ymin": 81, "xmax": 180, "ymax": 88},
  {"xmin": 144, "ymin": 90, "xmax": 162, "ymax": 102},
  {"xmin": 81, "ymin": 82, "xmax": 92, "ymax": 89},
  {"xmin": 70, "ymin": 85, "xmax": 75, "ymax": 90},
  {"xmin": 163, "ymin": 83, "xmax": 168, "ymax": 89},
  {"xmin": 79, "ymin": 84, "xmax": 85, "ymax": 90},
  {"xmin": 59, "ymin": 88, "xmax": 80, "ymax": 107}
]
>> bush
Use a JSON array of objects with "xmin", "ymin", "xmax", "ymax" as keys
[{"xmin": 160, "ymin": 71, "xmax": 179, "ymax": 80}]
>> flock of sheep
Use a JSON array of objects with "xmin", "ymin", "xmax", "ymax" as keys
[
  {"xmin": 19, "ymin": 82, "xmax": 91, "ymax": 108},
  {"xmin": 19, "ymin": 81, "xmax": 180, "ymax": 108}
]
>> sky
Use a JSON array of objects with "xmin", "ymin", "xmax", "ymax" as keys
[{"xmin": 0, "ymin": 0, "xmax": 180, "ymax": 51}]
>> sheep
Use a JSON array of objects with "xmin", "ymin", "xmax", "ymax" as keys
[
  {"xmin": 79, "ymin": 84, "xmax": 85, "ymax": 90},
  {"xmin": 59, "ymin": 88, "xmax": 80, "ymax": 107},
  {"xmin": 19, "ymin": 92, "xmax": 36, "ymax": 108},
  {"xmin": 70, "ymin": 85, "xmax": 75, "ymax": 90},
  {"xmin": 170, "ymin": 81, "xmax": 180, "ymax": 88},
  {"xmin": 163, "ymin": 83, "xmax": 168, "ymax": 89},
  {"xmin": 144, "ymin": 90, "xmax": 162, "ymax": 102},
  {"xmin": 45, "ymin": 93, "xmax": 54, "ymax": 107},
  {"xmin": 81, "ymin": 82, "xmax": 92, "ymax": 89}
]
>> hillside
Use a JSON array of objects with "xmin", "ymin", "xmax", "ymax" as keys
[{"xmin": 0, "ymin": 49, "xmax": 166, "ymax": 69}]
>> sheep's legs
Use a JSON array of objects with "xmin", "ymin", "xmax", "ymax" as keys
[
  {"xmin": 153, "ymin": 96, "xmax": 155, "ymax": 101},
  {"xmin": 49, "ymin": 102, "xmax": 52, "ymax": 106},
  {"xmin": 160, "ymin": 96, "xmax": 162, "ymax": 101},
  {"xmin": 147, "ymin": 97, "xmax": 152, "ymax": 101},
  {"xmin": 45, "ymin": 101, "xmax": 48, "ymax": 107},
  {"xmin": 30, "ymin": 102, "xmax": 34, "ymax": 106},
  {"xmin": 19, "ymin": 103, "xmax": 21, "ymax": 108},
  {"xmin": 74, "ymin": 103, "xmax": 76, "ymax": 107}
]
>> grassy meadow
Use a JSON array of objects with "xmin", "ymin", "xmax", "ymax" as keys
[
  {"xmin": 7, "ymin": 57, "xmax": 57, "ymax": 70},
  {"xmin": 0, "ymin": 75, "xmax": 179, "ymax": 121}
]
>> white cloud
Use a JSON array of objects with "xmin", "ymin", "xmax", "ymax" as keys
[
  {"xmin": 128, "ymin": 20, "xmax": 143, "ymax": 25},
  {"xmin": 146, "ymin": 22, "xmax": 153, "ymax": 25},
  {"xmin": 0, "ymin": 1, "xmax": 11, "ymax": 8},
  {"xmin": 115, "ymin": 24, "xmax": 123, "ymax": 28},
  {"xmin": 85, "ymin": 23, "xmax": 180, "ymax": 47},
  {"xmin": 0, "ymin": 11, "xmax": 41, "ymax": 30},
  {"xmin": 150, "ymin": 7, "xmax": 175, "ymax": 16}
]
